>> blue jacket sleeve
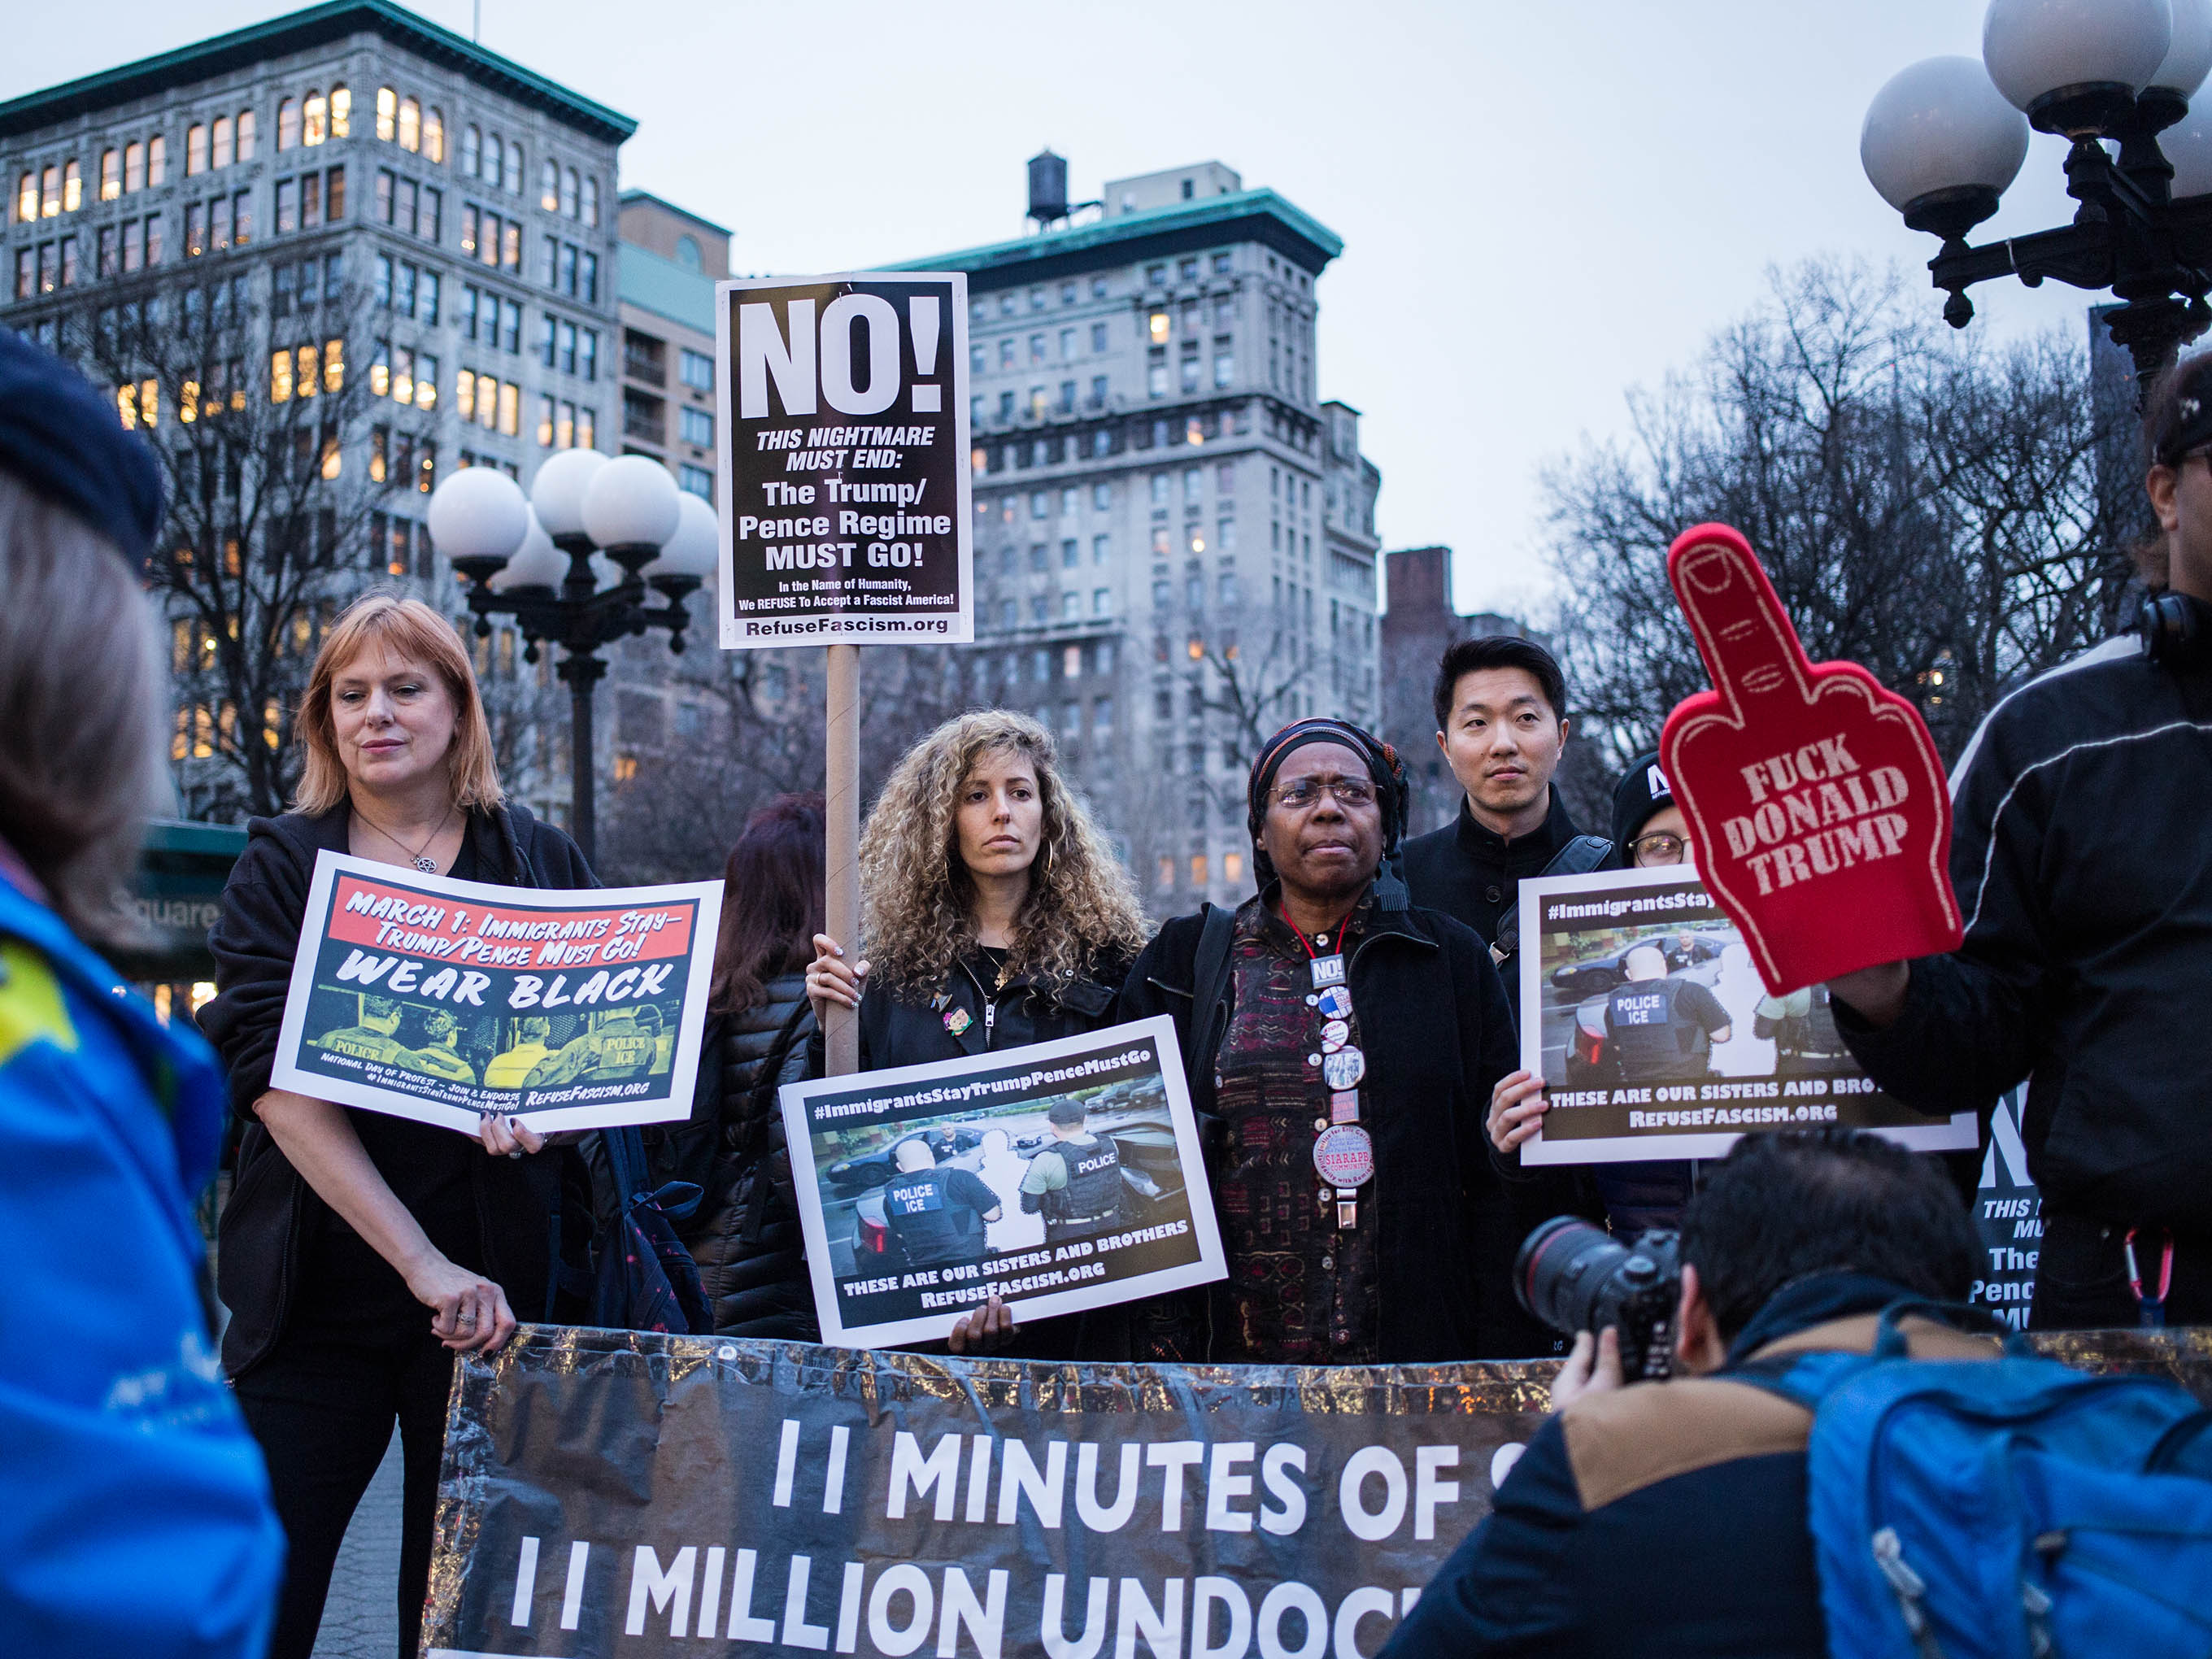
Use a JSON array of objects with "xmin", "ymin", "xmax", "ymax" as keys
[
  {"xmin": 1382, "ymin": 1417, "xmax": 1587, "ymax": 1657},
  {"xmin": 0, "ymin": 969, "xmax": 283, "ymax": 1658}
]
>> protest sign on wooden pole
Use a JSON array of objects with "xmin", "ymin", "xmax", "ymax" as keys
[
  {"xmin": 822, "ymin": 642, "xmax": 861, "ymax": 1074},
  {"xmin": 712, "ymin": 272, "xmax": 973, "ymax": 1077}
]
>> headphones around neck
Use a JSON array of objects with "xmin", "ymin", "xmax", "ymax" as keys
[{"xmin": 2141, "ymin": 590, "xmax": 2212, "ymax": 668}]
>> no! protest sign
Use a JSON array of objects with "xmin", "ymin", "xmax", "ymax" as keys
[{"xmin": 716, "ymin": 273, "xmax": 973, "ymax": 650}]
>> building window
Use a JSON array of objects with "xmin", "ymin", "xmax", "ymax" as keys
[
  {"xmin": 277, "ymin": 98, "xmax": 299, "ymax": 151},
  {"xmin": 679, "ymin": 348, "xmax": 713, "ymax": 390},
  {"xmin": 303, "ymin": 90, "xmax": 328, "ymax": 146},
  {"xmin": 147, "ymin": 134, "xmax": 167, "ymax": 186},
  {"xmin": 677, "ymin": 463, "xmax": 712, "ymax": 500},
  {"xmin": 460, "ymin": 124, "xmax": 480, "ymax": 177},
  {"xmin": 186, "ymin": 124, "xmax": 207, "ymax": 176},
  {"xmin": 211, "ymin": 115, "xmax": 233, "ymax": 171}
]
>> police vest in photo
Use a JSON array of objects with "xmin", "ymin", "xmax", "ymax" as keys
[
  {"xmin": 1606, "ymin": 978, "xmax": 1708, "ymax": 1077},
  {"xmin": 1044, "ymin": 1134, "xmax": 1122, "ymax": 1228},
  {"xmin": 883, "ymin": 1169, "xmax": 977, "ymax": 1263}
]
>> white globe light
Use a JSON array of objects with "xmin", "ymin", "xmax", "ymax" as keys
[
  {"xmin": 581, "ymin": 455, "xmax": 681, "ymax": 551},
  {"xmin": 529, "ymin": 447, "xmax": 608, "ymax": 538},
  {"xmin": 2153, "ymin": 0, "xmax": 2212, "ymax": 91},
  {"xmin": 1862, "ymin": 57, "xmax": 2032, "ymax": 213},
  {"xmin": 490, "ymin": 509, "xmax": 564, "ymax": 590},
  {"xmin": 643, "ymin": 492, "xmax": 721, "ymax": 580},
  {"xmin": 1983, "ymin": 0, "xmax": 2172, "ymax": 111},
  {"xmin": 2165, "ymin": 101, "xmax": 2212, "ymax": 192},
  {"xmin": 425, "ymin": 465, "xmax": 528, "ymax": 564}
]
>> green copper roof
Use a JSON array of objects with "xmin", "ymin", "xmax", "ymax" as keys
[
  {"xmin": 620, "ymin": 240, "xmax": 716, "ymax": 337},
  {"xmin": 0, "ymin": 0, "xmax": 636, "ymax": 145},
  {"xmin": 884, "ymin": 188, "xmax": 1343, "ymax": 286}
]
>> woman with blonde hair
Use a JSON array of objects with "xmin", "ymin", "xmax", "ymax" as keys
[
  {"xmin": 200, "ymin": 591, "xmax": 592, "ymax": 1659},
  {"xmin": 807, "ymin": 710, "xmax": 1148, "ymax": 1348}
]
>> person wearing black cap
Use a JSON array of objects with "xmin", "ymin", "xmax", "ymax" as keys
[
  {"xmin": 0, "ymin": 332, "xmax": 283, "ymax": 1652},
  {"xmin": 1119, "ymin": 717, "xmax": 1552, "ymax": 1361},
  {"xmin": 1019, "ymin": 1097, "xmax": 1125, "ymax": 1247},
  {"xmin": 1607, "ymin": 750, "xmax": 1691, "ymax": 872},
  {"xmin": 1829, "ymin": 348, "xmax": 2212, "ymax": 1330}
]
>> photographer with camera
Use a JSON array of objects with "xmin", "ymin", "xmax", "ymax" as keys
[{"xmin": 1383, "ymin": 1128, "xmax": 1984, "ymax": 1657}]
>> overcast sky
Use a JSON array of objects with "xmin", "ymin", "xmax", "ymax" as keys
[{"xmin": 7, "ymin": 0, "xmax": 2105, "ymax": 617}]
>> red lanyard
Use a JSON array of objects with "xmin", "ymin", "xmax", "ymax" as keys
[
  {"xmin": 1274, "ymin": 903, "xmax": 1351, "ymax": 962},
  {"xmin": 2124, "ymin": 1229, "xmax": 2175, "ymax": 1327}
]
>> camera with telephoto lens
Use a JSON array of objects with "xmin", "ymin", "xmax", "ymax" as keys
[{"xmin": 1515, "ymin": 1216, "xmax": 1683, "ymax": 1382}]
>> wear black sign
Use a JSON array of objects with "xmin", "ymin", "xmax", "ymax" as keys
[{"xmin": 716, "ymin": 273, "xmax": 973, "ymax": 648}]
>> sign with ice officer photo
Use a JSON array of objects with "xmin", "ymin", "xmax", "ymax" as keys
[
  {"xmin": 781, "ymin": 1017, "xmax": 1226, "ymax": 1348},
  {"xmin": 1515, "ymin": 864, "xmax": 1975, "ymax": 1165},
  {"xmin": 716, "ymin": 272, "xmax": 972, "ymax": 648},
  {"xmin": 271, "ymin": 851, "xmax": 720, "ymax": 1134}
]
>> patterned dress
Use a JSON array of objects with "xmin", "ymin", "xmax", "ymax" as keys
[{"xmin": 1209, "ymin": 895, "xmax": 1380, "ymax": 1363}]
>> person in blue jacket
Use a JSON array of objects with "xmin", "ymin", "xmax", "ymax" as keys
[{"xmin": 0, "ymin": 330, "xmax": 283, "ymax": 1655}]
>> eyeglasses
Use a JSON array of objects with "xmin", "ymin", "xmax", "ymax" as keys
[
  {"xmin": 1631, "ymin": 831, "xmax": 1687, "ymax": 865},
  {"xmin": 1269, "ymin": 776, "xmax": 1378, "ymax": 811}
]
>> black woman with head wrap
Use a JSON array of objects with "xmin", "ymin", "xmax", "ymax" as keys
[{"xmin": 1118, "ymin": 717, "xmax": 1562, "ymax": 1361}]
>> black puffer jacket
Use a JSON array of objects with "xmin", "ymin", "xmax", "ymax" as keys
[
  {"xmin": 808, "ymin": 945, "xmax": 1134, "ymax": 1073},
  {"xmin": 646, "ymin": 973, "xmax": 819, "ymax": 1339}
]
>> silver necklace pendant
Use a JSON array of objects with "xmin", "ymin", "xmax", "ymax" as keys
[{"xmin": 413, "ymin": 855, "xmax": 438, "ymax": 873}]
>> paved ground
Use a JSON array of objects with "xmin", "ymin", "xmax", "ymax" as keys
[{"xmin": 310, "ymin": 1433, "xmax": 403, "ymax": 1659}]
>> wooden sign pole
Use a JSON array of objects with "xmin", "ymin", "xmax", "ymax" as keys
[{"xmin": 823, "ymin": 642, "xmax": 862, "ymax": 1076}]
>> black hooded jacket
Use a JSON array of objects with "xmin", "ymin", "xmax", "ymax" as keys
[
  {"xmin": 646, "ymin": 973, "xmax": 820, "ymax": 1339},
  {"xmin": 199, "ymin": 800, "xmax": 594, "ymax": 1377},
  {"xmin": 1119, "ymin": 894, "xmax": 1549, "ymax": 1361},
  {"xmin": 808, "ymin": 945, "xmax": 1133, "ymax": 1074},
  {"xmin": 1837, "ymin": 636, "xmax": 2212, "ymax": 1231}
]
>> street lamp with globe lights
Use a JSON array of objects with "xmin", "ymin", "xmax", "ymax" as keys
[
  {"xmin": 1863, "ymin": 0, "xmax": 2212, "ymax": 393},
  {"xmin": 425, "ymin": 456, "xmax": 719, "ymax": 863}
]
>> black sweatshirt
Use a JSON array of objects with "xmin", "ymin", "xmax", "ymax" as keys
[{"xmin": 1838, "ymin": 635, "xmax": 2212, "ymax": 1231}]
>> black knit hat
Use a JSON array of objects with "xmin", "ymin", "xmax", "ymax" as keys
[
  {"xmin": 1244, "ymin": 717, "xmax": 1411, "ymax": 909},
  {"xmin": 1609, "ymin": 750, "xmax": 1675, "ymax": 863},
  {"xmin": 0, "ymin": 328, "xmax": 164, "ymax": 562}
]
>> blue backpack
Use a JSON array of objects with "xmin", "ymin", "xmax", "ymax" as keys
[{"xmin": 1744, "ymin": 1301, "xmax": 2212, "ymax": 1659}]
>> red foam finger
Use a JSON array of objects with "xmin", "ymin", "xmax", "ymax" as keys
[
  {"xmin": 1660, "ymin": 523, "xmax": 1962, "ymax": 995},
  {"xmin": 1670, "ymin": 527, "xmax": 1814, "ymax": 715}
]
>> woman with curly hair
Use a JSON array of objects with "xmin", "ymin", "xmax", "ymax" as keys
[
  {"xmin": 807, "ymin": 710, "xmax": 1148, "ymax": 1350},
  {"xmin": 808, "ymin": 708, "xmax": 1146, "ymax": 1065}
]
